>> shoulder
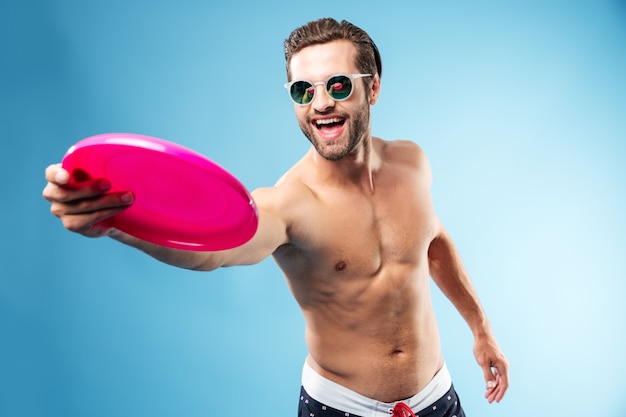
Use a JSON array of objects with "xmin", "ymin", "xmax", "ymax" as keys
[
  {"xmin": 250, "ymin": 169, "xmax": 320, "ymax": 253},
  {"xmin": 380, "ymin": 139, "xmax": 427, "ymax": 164},
  {"xmin": 378, "ymin": 138, "xmax": 432, "ymax": 183},
  {"xmin": 251, "ymin": 182, "xmax": 314, "ymax": 219},
  {"xmin": 251, "ymin": 164, "xmax": 318, "ymax": 226}
]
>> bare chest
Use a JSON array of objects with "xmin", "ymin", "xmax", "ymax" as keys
[{"xmin": 285, "ymin": 179, "xmax": 436, "ymax": 278}]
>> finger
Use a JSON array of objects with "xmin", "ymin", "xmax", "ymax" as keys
[
  {"xmin": 485, "ymin": 364, "xmax": 509, "ymax": 403},
  {"xmin": 485, "ymin": 376, "xmax": 498, "ymax": 403},
  {"xmin": 44, "ymin": 162, "xmax": 114, "ymax": 202},
  {"xmin": 58, "ymin": 205, "xmax": 130, "ymax": 236},
  {"xmin": 50, "ymin": 191, "xmax": 134, "ymax": 219},
  {"xmin": 485, "ymin": 384, "xmax": 497, "ymax": 403},
  {"xmin": 482, "ymin": 364, "xmax": 496, "ymax": 391},
  {"xmin": 492, "ymin": 364, "xmax": 510, "ymax": 403},
  {"xmin": 482, "ymin": 362, "xmax": 500, "ymax": 403},
  {"xmin": 43, "ymin": 176, "xmax": 112, "ymax": 203},
  {"xmin": 44, "ymin": 163, "xmax": 69, "ymax": 184}
]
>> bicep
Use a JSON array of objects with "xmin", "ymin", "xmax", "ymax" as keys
[
  {"xmin": 427, "ymin": 220, "xmax": 457, "ymax": 278},
  {"xmin": 219, "ymin": 186, "xmax": 289, "ymax": 267},
  {"xmin": 220, "ymin": 203, "xmax": 288, "ymax": 266}
]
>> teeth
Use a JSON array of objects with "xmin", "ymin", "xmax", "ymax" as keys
[{"xmin": 316, "ymin": 118, "xmax": 342, "ymax": 126}]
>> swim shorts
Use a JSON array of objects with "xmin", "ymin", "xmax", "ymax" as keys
[{"xmin": 298, "ymin": 362, "xmax": 466, "ymax": 417}]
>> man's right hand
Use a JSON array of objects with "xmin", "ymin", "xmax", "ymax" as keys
[{"xmin": 42, "ymin": 163, "xmax": 134, "ymax": 238}]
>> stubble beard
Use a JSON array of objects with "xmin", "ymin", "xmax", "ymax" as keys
[{"xmin": 299, "ymin": 103, "xmax": 371, "ymax": 161}]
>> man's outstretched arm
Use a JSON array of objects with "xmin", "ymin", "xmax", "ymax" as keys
[{"xmin": 43, "ymin": 163, "xmax": 288, "ymax": 271}]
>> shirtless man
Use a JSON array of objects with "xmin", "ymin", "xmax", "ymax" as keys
[{"xmin": 43, "ymin": 18, "xmax": 509, "ymax": 417}]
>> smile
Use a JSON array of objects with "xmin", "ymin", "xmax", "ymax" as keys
[
  {"xmin": 311, "ymin": 116, "xmax": 347, "ymax": 141},
  {"xmin": 315, "ymin": 117, "xmax": 345, "ymax": 128}
]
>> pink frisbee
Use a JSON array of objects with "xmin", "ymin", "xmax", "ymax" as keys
[{"xmin": 62, "ymin": 133, "xmax": 258, "ymax": 251}]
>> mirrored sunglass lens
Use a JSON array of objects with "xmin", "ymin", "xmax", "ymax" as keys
[
  {"xmin": 327, "ymin": 76, "xmax": 353, "ymax": 100},
  {"xmin": 290, "ymin": 81, "xmax": 314, "ymax": 104}
]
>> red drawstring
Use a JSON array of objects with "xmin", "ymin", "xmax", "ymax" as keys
[{"xmin": 391, "ymin": 402, "xmax": 416, "ymax": 417}]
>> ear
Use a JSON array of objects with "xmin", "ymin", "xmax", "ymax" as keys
[{"xmin": 368, "ymin": 73, "xmax": 381, "ymax": 105}]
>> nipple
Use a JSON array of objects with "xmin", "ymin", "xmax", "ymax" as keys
[{"xmin": 335, "ymin": 261, "xmax": 347, "ymax": 272}]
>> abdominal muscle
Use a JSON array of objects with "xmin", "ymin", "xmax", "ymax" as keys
[{"xmin": 296, "ymin": 264, "xmax": 444, "ymax": 403}]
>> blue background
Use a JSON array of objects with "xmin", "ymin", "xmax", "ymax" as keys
[{"xmin": 1, "ymin": 1, "xmax": 625, "ymax": 416}]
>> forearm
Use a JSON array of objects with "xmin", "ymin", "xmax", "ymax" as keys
[
  {"xmin": 105, "ymin": 200, "xmax": 285, "ymax": 270},
  {"xmin": 428, "ymin": 225, "xmax": 510, "ymax": 400},
  {"xmin": 428, "ymin": 228, "xmax": 492, "ymax": 337},
  {"xmin": 108, "ymin": 229, "xmax": 227, "ymax": 271}
]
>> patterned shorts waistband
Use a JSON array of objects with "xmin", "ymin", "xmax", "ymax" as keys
[{"xmin": 301, "ymin": 361, "xmax": 452, "ymax": 416}]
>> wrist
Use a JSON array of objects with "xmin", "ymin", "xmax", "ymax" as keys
[{"xmin": 470, "ymin": 317, "xmax": 493, "ymax": 339}]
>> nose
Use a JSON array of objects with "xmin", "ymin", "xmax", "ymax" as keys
[{"xmin": 311, "ymin": 82, "xmax": 335, "ymax": 112}]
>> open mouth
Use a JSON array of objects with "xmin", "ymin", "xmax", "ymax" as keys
[
  {"xmin": 313, "ymin": 117, "xmax": 346, "ymax": 140},
  {"xmin": 315, "ymin": 117, "xmax": 345, "ymax": 129}
]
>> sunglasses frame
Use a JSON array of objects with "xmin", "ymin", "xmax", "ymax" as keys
[{"xmin": 284, "ymin": 73, "xmax": 371, "ymax": 106}]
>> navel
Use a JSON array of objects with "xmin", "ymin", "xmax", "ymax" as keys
[{"xmin": 335, "ymin": 261, "xmax": 347, "ymax": 272}]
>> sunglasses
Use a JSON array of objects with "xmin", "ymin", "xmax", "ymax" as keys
[{"xmin": 284, "ymin": 73, "xmax": 371, "ymax": 106}]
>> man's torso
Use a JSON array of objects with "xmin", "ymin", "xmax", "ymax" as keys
[{"xmin": 269, "ymin": 138, "xmax": 443, "ymax": 402}]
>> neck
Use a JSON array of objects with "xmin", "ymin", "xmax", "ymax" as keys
[{"xmin": 311, "ymin": 135, "xmax": 380, "ymax": 193}]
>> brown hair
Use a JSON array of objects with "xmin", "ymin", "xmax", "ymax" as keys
[{"xmin": 284, "ymin": 18, "xmax": 382, "ymax": 82}]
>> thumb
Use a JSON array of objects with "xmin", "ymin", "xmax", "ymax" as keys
[
  {"xmin": 482, "ymin": 365, "xmax": 496, "ymax": 390},
  {"xmin": 45, "ymin": 163, "xmax": 69, "ymax": 184}
]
